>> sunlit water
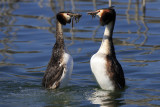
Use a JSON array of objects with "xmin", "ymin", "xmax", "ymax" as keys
[{"xmin": 0, "ymin": 0, "xmax": 160, "ymax": 107}]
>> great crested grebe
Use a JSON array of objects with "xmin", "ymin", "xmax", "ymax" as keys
[
  {"xmin": 42, "ymin": 11, "xmax": 81, "ymax": 89},
  {"xmin": 88, "ymin": 7, "xmax": 125, "ymax": 90}
]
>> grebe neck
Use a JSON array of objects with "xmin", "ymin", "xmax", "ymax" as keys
[
  {"xmin": 56, "ymin": 21, "xmax": 65, "ymax": 49},
  {"xmin": 98, "ymin": 21, "xmax": 116, "ymax": 56}
]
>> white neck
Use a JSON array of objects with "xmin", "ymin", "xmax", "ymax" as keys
[{"xmin": 98, "ymin": 22, "xmax": 113, "ymax": 54}]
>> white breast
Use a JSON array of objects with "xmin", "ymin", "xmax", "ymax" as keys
[
  {"xmin": 59, "ymin": 52, "xmax": 73, "ymax": 88},
  {"xmin": 90, "ymin": 53, "xmax": 114, "ymax": 90}
]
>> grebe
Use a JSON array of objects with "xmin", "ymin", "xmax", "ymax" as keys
[
  {"xmin": 42, "ymin": 12, "xmax": 81, "ymax": 89},
  {"xmin": 88, "ymin": 7, "xmax": 125, "ymax": 90}
]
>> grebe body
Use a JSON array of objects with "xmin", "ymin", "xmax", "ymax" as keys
[
  {"xmin": 88, "ymin": 7, "xmax": 125, "ymax": 90},
  {"xmin": 42, "ymin": 12, "xmax": 81, "ymax": 89}
]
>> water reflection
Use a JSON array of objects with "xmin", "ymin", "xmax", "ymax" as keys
[
  {"xmin": 125, "ymin": 0, "xmax": 148, "ymax": 46},
  {"xmin": 87, "ymin": 89, "xmax": 124, "ymax": 107},
  {"xmin": 0, "ymin": 1, "xmax": 20, "ymax": 66}
]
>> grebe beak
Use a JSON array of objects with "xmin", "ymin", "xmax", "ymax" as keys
[
  {"xmin": 87, "ymin": 11, "xmax": 99, "ymax": 18},
  {"xmin": 67, "ymin": 13, "xmax": 82, "ymax": 27},
  {"xmin": 67, "ymin": 13, "xmax": 82, "ymax": 18},
  {"xmin": 87, "ymin": 11, "xmax": 98, "ymax": 15}
]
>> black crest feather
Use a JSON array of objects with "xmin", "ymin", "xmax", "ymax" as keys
[
  {"xmin": 100, "ymin": 7, "xmax": 116, "ymax": 26},
  {"xmin": 56, "ymin": 12, "xmax": 71, "ymax": 25}
]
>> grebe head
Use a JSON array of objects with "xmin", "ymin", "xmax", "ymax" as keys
[
  {"xmin": 88, "ymin": 6, "xmax": 116, "ymax": 26},
  {"xmin": 57, "ymin": 11, "xmax": 82, "ymax": 25}
]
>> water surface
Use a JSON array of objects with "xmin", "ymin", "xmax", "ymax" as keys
[{"xmin": 0, "ymin": 0, "xmax": 160, "ymax": 107}]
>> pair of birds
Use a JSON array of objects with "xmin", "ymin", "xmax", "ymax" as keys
[{"xmin": 42, "ymin": 7, "xmax": 125, "ymax": 91}]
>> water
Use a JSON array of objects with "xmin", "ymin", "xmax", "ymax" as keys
[{"xmin": 0, "ymin": 0, "xmax": 160, "ymax": 107}]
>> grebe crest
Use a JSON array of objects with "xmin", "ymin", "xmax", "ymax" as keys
[
  {"xmin": 88, "ymin": 6, "xmax": 115, "ymax": 26},
  {"xmin": 56, "ymin": 12, "xmax": 72, "ymax": 25}
]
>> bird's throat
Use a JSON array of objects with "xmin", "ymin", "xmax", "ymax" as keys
[{"xmin": 98, "ymin": 21, "xmax": 115, "ymax": 56}]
